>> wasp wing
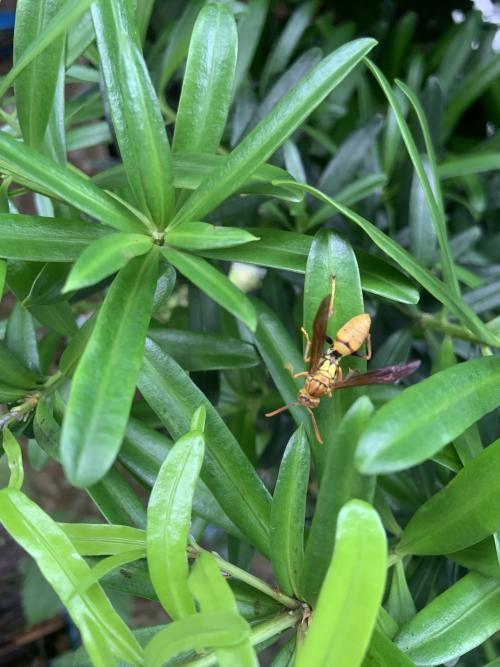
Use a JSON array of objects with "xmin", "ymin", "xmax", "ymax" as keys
[
  {"xmin": 309, "ymin": 295, "xmax": 331, "ymax": 372},
  {"xmin": 332, "ymin": 360, "xmax": 420, "ymax": 390}
]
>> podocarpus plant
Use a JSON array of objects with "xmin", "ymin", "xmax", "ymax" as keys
[{"xmin": 0, "ymin": 0, "xmax": 499, "ymax": 665}]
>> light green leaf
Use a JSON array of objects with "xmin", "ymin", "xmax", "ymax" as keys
[
  {"xmin": 356, "ymin": 357, "xmax": 500, "ymax": 474},
  {"xmin": 63, "ymin": 233, "xmax": 153, "ymax": 292},
  {"xmin": 296, "ymin": 500, "xmax": 387, "ymax": 666},
  {"xmin": 0, "ymin": 488, "xmax": 143, "ymax": 666},
  {"xmin": 147, "ymin": 420, "xmax": 205, "ymax": 619},
  {"xmin": 3, "ymin": 427, "xmax": 24, "ymax": 489},
  {"xmin": 61, "ymin": 250, "xmax": 158, "ymax": 487},
  {"xmin": 59, "ymin": 522, "xmax": 146, "ymax": 556},
  {"xmin": 395, "ymin": 573, "xmax": 500, "ymax": 665},
  {"xmin": 166, "ymin": 222, "xmax": 258, "ymax": 251}
]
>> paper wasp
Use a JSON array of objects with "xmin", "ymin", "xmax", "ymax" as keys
[{"xmin": 265, "ymin": 276, "xmax": 420, "ymax": 443}]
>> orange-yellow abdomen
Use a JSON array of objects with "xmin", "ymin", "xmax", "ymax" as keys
[{"xmin": 333, "ymin": 313, "xmax": 371, "ymax": 357}]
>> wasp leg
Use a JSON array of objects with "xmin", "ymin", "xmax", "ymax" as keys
[
  {"xmin": 328, "ymin": 274, "xmax": 337, "ymax": 317},
  {"xmin": 300, "ymin": 326, "xmax": 312, "ymax": 363},
  {"xmin": 306, "ymin": 406, "xmax": 323, "ymax": 444},
  {"xmin": 351, "ymin": 334, "xmax": 372, "ymax": 360},
  {"xmin": 284, "ymin": 361, "xmax": 308, "ymax": 379}
]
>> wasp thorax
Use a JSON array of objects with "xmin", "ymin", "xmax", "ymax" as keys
[{"xmin": 297, "ymin": 389, "xmax": 320, "ymax": 408}]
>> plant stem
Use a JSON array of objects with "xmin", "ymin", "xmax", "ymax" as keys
[
  {"xmin": 417, "ymin": 313, "xmax": 487, "ymax": 344},
  {"xmin": 189, "ymin": 540, "xmax": 300, "ymax": 610},
  {"xmin": 185, "ymin": 608, "xmax": 303, "ymax": 666}
]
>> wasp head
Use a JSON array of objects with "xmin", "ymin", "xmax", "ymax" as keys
[{"xmin": 297, "ymin": 389, "xmax": 320, "ymax": 409}]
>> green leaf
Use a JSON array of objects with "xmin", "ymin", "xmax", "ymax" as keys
[
  {"xmin": 3, "ymin": 427, "xmax": 24, "ymax": 489},
  {"xmin": 92, "ymin": 0, "xmax": 174, "ymax": 228},
  {"xmin": 148, "ymin": 328, "xmax": 258, "ymax": 371},
  {"xmin": 363, "ymin": 628, "xmax": 417, "ymax": 667},
  {"xmin": 166, "ymin": 222, "xmax": 258, "ymax": 251},
  {"xmin": 270, "ymin": 425, "xmax": 310, "ymax": 598},
  {"xmin": 276, "ymin": 181, "xmax": 499, "ymax": 347},
  {"xmin": 5, "ymin": 302, "xmax": 40, "ymax": 373},
  {"xmin": 233, "ymin": 0, "xmax": 269, "ymax": 94},
  {"xmin": 0, "ymin": 488, "xmax": 143, "ymax": 666},
  {"xmin": 438, "ymin": 153, "xmax": 500, "ymax": 179},
  {"xmin": 202, "ymin": 228, "xmax": 419, "ymax": 305},
  {"xmin": 14, "ymin": 0, "xmax": 65, "ymax": 148},
  {"xmin": 303, "ymin": 230, "xmax": 366, "ymax": 455},
  {"xmin": 365, "ymin": 61, "xmax": 459, "ymax": 296},
  {"xmin": 356, "ymin": 357, "xmax": 500, "ymax": 475},
  {"xmin": 144, "ymin": 611, "xmax": 251, "ymax": 667},
  {"xmin": 119, "ymin": 418, "xmax": 244, "ymax": 539},
  {"xmin": 147, "ymin": 419, "xmax": 205, "ymax": 619},
  {"xmin": 398, "ymin": 438, "xmax": 500, "ymax": 555},
  {"xmin": 408, "ymin": 160, "xmax": 437, "ymax": 267},
  {"xmin": 61, "ymin": 250, "xmax": 158, "ymax": 487},
  {"xmin": 260, "ymin": 1, "xmax": 315, "ymax": 92},
  {"xmin": 189, "ymin": 551, "xmax": 258, "ymax": 667},
  {"xmin": 0, "ymin": 340, "xmax": 43, "ymax": 389},
  {"xmin": 448, "ymin": 537, "xmax": 500, "ymax": 581},
  {"xmin": 170, "ymin": 38, "xmax": 377, "ymax": 228},
  {"xmin": 161, "ymin": 247, "xmax": 257, "ymax": 332},
  {"xmin": 296, "ymin": 500, "xmax": 387, "ymax": 667},
  {"xmin": 138, "ymin": 339, "xmax": 272, "ymax": 556},
  {"xmin": 395, "ymin": 572, "xmax": 500, "ymax": 665},
  {"xmin": 173, "ymin": 4, "xmax": 237, "ymax": 154},
  {"xmin": 0, "ymin": 0, "xmax": 95, "ymax": 99},
  {"xmin": 68, "ymin": 549, "xmax": 146, "ymax": 599},
  {"xmin": 0, "ymin": 132, "xmax": 146, "ymax": 233},
  {"xmin": 59, "ymin": 522, "xmax": 146, "ymax": 556},
  {"xmin": 63, "ymin": 233, "xmax": 153, "ymax": 292},
  {"xmin": 59, "ymin": 314, "xmax": 96, "ymax": 377},
  {"xmin": 301, "ymin": 397, "xmax": 375, "ymax": 605},
  {"xmin": 0, "ymin": 213, "xmax": 113, "ymax": 261},
  {"xmin": 87, "ymin": 467, "xmax": 147, "ymax": 529}
]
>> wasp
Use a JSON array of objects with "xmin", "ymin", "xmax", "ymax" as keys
[{"xmin": 265, "ymin": 276, "xmax": 419, "ymax": 443}]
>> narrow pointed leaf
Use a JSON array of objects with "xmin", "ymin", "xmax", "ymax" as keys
[
  {"xmin": 0, "ymin": 0, "xmax": 95, "ymax": 98},
  {"xmin": 170, "ymin": 38, "xmax": 377, "ymax": 228},
  {"xmin": 173, "ymin": 4, "xmax": 237, "ymax": 154},
  {"xmin": 63, "ymin": 233, "xmax": 153, "ymax": 292},
  {"xmin": 144, "ymin": 611, "xmax": 251, "ymax": 667},
  {"xmin": 0, "ymin": 340, "xmax": 43, "ymax": 389},
  {"xmin": 0, "ymin": 489, "xmax": 143, "ymax": 666},
  {"xmin": 398, "ymin": 438, "xmax": 500, "ymax": 555},
  {"xmin": 92, "ymin": 0, "xmax": 174, "ymax": 228},
  {"xmin": 3, "ymin": 427, "xmax": 24, "ymax": 489},
  {"xmin": 395, "ymin": 573, "xmax": 500, "ymax": 665},
  {"xmin": 357, "ymin": 357, "xmax": 500, "ymax": 475},
  {"xmin": 363, "ymin": 629, "xmax": 417, "ymax": 667},
  {"xmin": 161, "ymin": 247, "xmax": 257, "ymax": 331},
  {"xmin": 166, "ymin": 222, "xmax": 258, "ymax": 251},
  {"xmin": 147, "ymin": 422, "xmax": 205, "ymax": 619},
  {"xmin": 138, "ymin": 339, "xmax": 271, "ymax": 556},
  {"xmin": 0, "ymin": 214, "xmax": 113, "ymax": 261},
  {"xmin": 270, "ymin": 426, "xmax": 310, "ymax": 598},
  {"xmin": 59, "ymin": 523, "xmax": 146, "ymax": 556},
  {"xmin": 0, "ymin": 132, "xmax": 146, "ymax": 233},
  {"xmin": 14, "ymin": 0, "xmax": 66, "ymax": 148},
  {"xmin": 203, "ymin": 228, "xmax": 419, "ymax": 305},
  {"xmin": 296, "ymin": 500, "xmax": 387, "ymax": 666},
  {"xmin": 189, "ymin": 552, "xmax": 258, "ymax": 667},
  {"xmin": 61, "ymin": 250, "xmax": 158, "ymax": 487},
  {"xmin": 276, "ymin": 181, "xmax": 499, "ymax": 347},
  {"xmin": 301, "ymin": 397, "xmax": 375, "ymax": 604}
]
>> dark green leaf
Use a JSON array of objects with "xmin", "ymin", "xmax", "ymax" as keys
[
  {"xmin": 270, "ymin": 425, "xmax": 310, "ymax": 597},
  {"xmin": 61, "ymin": 250, "xmax": 158, "ymax": 487}
]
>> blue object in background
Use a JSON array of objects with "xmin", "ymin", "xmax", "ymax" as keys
[{"xmin": 0, "ymin": 11, "xmax": 15, "ymax": 30}]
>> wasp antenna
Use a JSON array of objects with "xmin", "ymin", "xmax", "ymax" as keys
[
  {"xmin": 265, "ymin": 402, "xmax": 299, "ymax": 418},
  {"xmin": 306, "ymin": 407, "xmax": 323, "ymax": 444}
]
